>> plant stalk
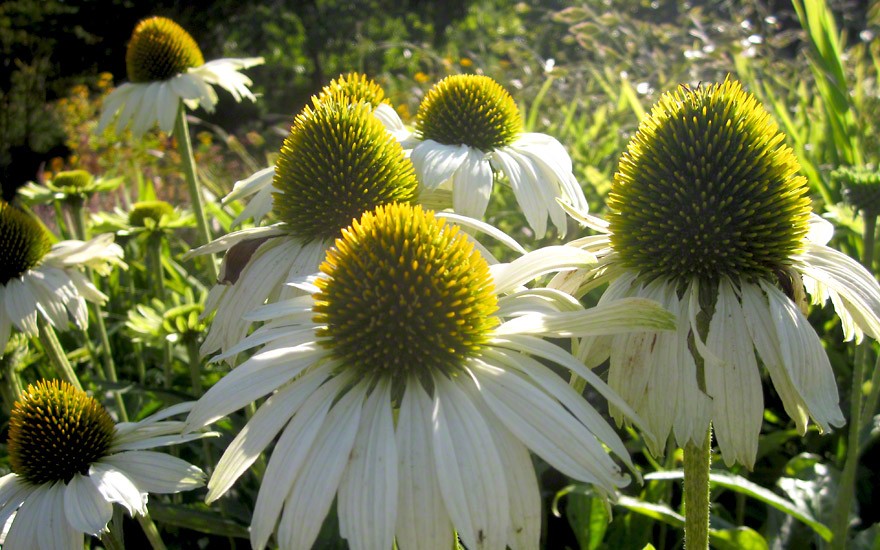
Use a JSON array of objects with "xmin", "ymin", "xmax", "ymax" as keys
[
  {"xmin": 37, "ymin": 317, "xmax": 82, "ymax": 391},
  {"xmin": 831, "ymin": 212, "xmax": 877, "ymax": 546},
  {"xmin": 683, "ymin": 428, "xmax": 712, "ymax": 549},
  {"xmin": 174, "ymin": 103, "xmax": 218, "ymax": 280},
  {"xmin": 136, "ymin": 512, "xmax": 168, "ymax": 550}
]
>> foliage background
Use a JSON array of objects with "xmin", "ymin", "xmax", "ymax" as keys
[{"xmin": 1, "ymin": 0, "xmax": 880, "ymax": 548}]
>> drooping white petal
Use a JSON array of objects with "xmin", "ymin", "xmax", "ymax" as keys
[
  {"xmin": 451, "ymin": 148, "xmax": 494, "ymax": 220},
  {"xmin": 89, "ymin": 462, "xmax": 148, "ymax": 516},
  {"xmin": 464, "ymin": 387, "xmax": 541, "ymax": 550},
  {"xmin": 410, "ymin": 140, "xmax": 472, "ymax": 189},
  {"xmin": 431, "ymin": 374, "xmax": 509, "ymax": 550},
  {"xmin": 206, "ymin": 362, "xmax": 333, "ymax": 502},
  {"xmin": 796, "ymin": 241, "xmax": 880, "ymax": 342},
  {"xmin": 249, "ymin": 372, "xmax": 349, "ymax": 550},
  {"xmin": 705, "ymin": 279, "xmax": 764, "ymax": 469},
  {"xmin": 3, "ymin": 482, "xmax": 47, "ymax": 549},
  {"xmin": 374, "ymin": 103, "xmax": 411, "ymax": 142},
  {"xmin": 63, "ymin": 473, "xmax": 112, "ymax": 537},
  {"xmin": 0, "ymin": 475, "xmax": 31, "ymax": 532},
  {"xmin": 184, "ymin": 343, "xmax": 328, "ymax": 430},
  {"xmin": 38, "ymin": 482, "xmax": 79, "ymax": 550},
  {"xmin": 96, "ymin": 84, "xmax": 133, "ymax": 133},
  {"xmin": 338, "ymin": 379, "xmax": 398, "ymax": 550},
  {"xmin": 491, "ymin": 147, "xmax": 548, "ymax": 237},
  {"xmin": 276, "ymin": 383, "xmax": 366, "ymax": 550},
  {"xmin": 5, "ymin": 278, "xmax": 38, "ymax": 335},
  {"xmin": 132, "ymin": 82, "xmax": 162, "ymax": 136},
  {"xmin": 156, "ymin": 82, "xmax": 179, "ymax": 133},
  {"xmin": 470, "ymin": 362, "xmax": 627, "ymax": 493},
  {"xmin": 102, "ymin": 451, "xmax": 204, "ymax": 494},
  {"xmin": 755, "ymin": 280, "xmax": 844, "ymax": 432},
  {"xmin": 435, "ymin": 211, "xmax": 526, "ymax": 255},
  {"xmin": 395, "ymin": 377, "xmax": 454, "ymax": 550}
]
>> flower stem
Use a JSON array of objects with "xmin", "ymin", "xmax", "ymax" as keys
[
  {"xmin": 37, "ymin": 317, "xmax": 82, "ymax": 391},
  {"xmin": 830, "ymin": 212, "xmax": 877, "ymax": 547},
  {"xmin": 0, "ymin": 340, "xmax": 25, "ymax": 412},
  {"xmin": 102, "ymin": 507, "xmax": 126, "ymax": 550},
  {"xmin": 683, "ymin": 428, "xmax": 712, "ymax": 549},
  {"xmin": 68, "ymin": 199, "xmax": 128, "ymax": 421},
  {"xmin": 136, "ymin": 512, "xmax": 168, "ymax": 550},
  {"xmin": 174, "ymin": 102, "xmax": 218, "ymax": 281}
]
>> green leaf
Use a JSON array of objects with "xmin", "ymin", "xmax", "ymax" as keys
[
  {"xmin": 645, "ymin": 470, "xmax": 832, "ymax": 541},
  {"xmin": 148, "ymin": 502, "xmax": 249, "ymax": 539},
  {"xmin": 566, "ymin": 490, "xmax": 609, "ymax": 550}
]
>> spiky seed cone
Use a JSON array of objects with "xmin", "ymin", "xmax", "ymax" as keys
[
  {"xmin": 0, "ymin": 201, "xmax": 53, "ymax": 285},
  {"xmin": 126, "ymin": 16, "xmax": 205, "ymax": 83},
  {"xmin": 416, "ymin": 74, "xmax": 522, "ymax": 152},
  {"xmin": 608, "ymin": 79, "xmax": 812, "ymax": 283}
]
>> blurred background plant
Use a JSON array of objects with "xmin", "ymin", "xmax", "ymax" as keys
[{"xmin": 2, "ymin": 0, "xmax": 880, "ymax": 547}]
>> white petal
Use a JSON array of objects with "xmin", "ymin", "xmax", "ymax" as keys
[
  {"xmin": 132, "ymin": 82, "xmax": 162, "ymax": 136},
  {"xmin": 276, "ymin": 383, "xmax": 367, "ymax": 550},
  {"xmin": 705, "ymin": 279, "xmax": 764, "ymax": 468},
  {"xmin": 115, "ymin": 84, "xmax": 146, "ymax": 135},
  {"xmin": 6, "ymin": 278, "xmax": 38, "ymax": 335},
  {"xmin": 156, "ymin": 83, "xmax": 179, "ymax": 133},
  {"xmin": 395, "ymin": 378, "xmax": 454, "ymax": 550},
  {"xmin": 89, "ymin": 462, "xmax": 147, "ymax": 516},
  {"xmin": 0, "ymin": 475, "xmax": 31, "ymax": 533},
  {"xmin": 435, "ymin": 211, "xmax": 527, "ymax": 255},
  {"xmin": 63, "ymin": 473, "xmax": 112, "ymax": 536},
  {"xmin": 3, "ymin": 483, "xmax": 47, "ymax": 549},
  {"xmin": 491, "ymin": 148, "xmax": 548, "ymax": 237},
  {"xmin": 490, "ymin": 246, "xmax": 596, "ymax": 295},
  {"xmin": 431, "ymin": 375, "xmax": 509, "ymax": 550},
  {"xmin": 338, "ymin": 379, "xmax": 397, "ymax": 550},
  {"xmin": 206, "ymin": 363, "xmax": 333, "ymax": 502},
  {"xmin": 102, "ymin": 451, "xmax": 205, "ymax": 494},
  {"xmin": 471, "ymin": 362, "xmax": 627, "ymax": 492},
  {"xmin": 249, "ymin": 372, "xmax": 349, "ymax": 550},
  {"xmin": 755, "ymin": 280, "xmax": 844, "ymax": 432},
  {"xmin": 0, "ymin": 286, "xmax": 11, "ymax": 351},
  {"xmin": 184, "ymin": 343, "xmax": 327, "ymax": 430},
  {"xmin": 495, "ymin": 296, "xmax": 676, "ymax": 337},
  {"xmin": 796, "ymin": 241, "xmax": 880, "ymax": 342},
  {"xmin": 451, "ymin": 149, "xmax": 494, "ymax": 219},
  {"xmin": 184, "ymin": 225, "xmax": 286, "ymax": 258},
  {"xmin": 806, "ymin": 213, "xmax": 834, "ymax": 245},
  {"xmin": 410, "ymin": 140, "xmax": 472, "ymax": 189},
  {"xmin": 36, "ymin": 483, "xmax": 78, "ymax": 550},
  {"xmin": 96, "ymin": 85, "xmax": 133, "ymax": 133}
]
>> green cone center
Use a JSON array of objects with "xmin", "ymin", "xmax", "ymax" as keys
[
  {"xmin": 126, "ymin": 16, "xmax": 204, "ymax": 83},
  {"xmin": 313, "ymin": 203, "xmax": 499, "ymax": 379},
  {"xmin": 52, "ymin": 170, "xmax": 95, "ymax": 194},
  {"xmin": 8, "ymin": 380, "xmax": 116, "ymax": 485},
  {"xmin": 0, "ymin": 201, "xmax": 53, "ymax": 285},
  {"xmin": 608, "ymin": 79, "xmax": 812, "ymax": 283},
  {"xmin": 416, "ymin": 74, "xmax": 522, "ymax": 152},
  {"xmin": 272, "ymin": 99, "xmax": 418, "ymax": 242},
  {"xmin": 129, "ymin": 200, "xmax": 175, "ymax": 227},
  {"xmin": 316, "ymin": 72, "xmax": 388, "ymax": 109}
]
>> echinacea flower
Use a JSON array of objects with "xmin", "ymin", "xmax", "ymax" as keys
[
  {"xmin": 832, "ymin": 165, "xmax": 880, "ymax": 217},
  {"xmin": 0, "ymin": 201, "xmax": 125, "ymax": 353},
  {"xmin": 97, "ymin": 16, "xmax": 263, "ymax": 137},
  {"xmin": 191, "ymin": 96, "xmax": 420, "ymax": 357},
  {"xmin": 223, "ymin": 72, "xmax": 409, "ymax": 228},
  {"xmin": 0, "ymin": 380, "xmax": 211, "ymax": 548},
  {"xmin": 186, "ymin": 202, "xmax": 675, "ymax": 550},
  {"xmin": 555, "ymin": 79, "xmax": 880, "ymax": 468},
  {"xmin": 18, "ymin": 170, "xmax": 122, "ymax": 208},
  {"xmin": 404, "ymin": 74, "xmax": 589, "ymax": 237}
]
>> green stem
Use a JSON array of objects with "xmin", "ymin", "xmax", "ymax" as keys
[
  {"xmin": 683, "ymin": 428, "xmax": 712, "ymax": 550},
  {"xmin": 830, "ymin": 213, "xmax": 877, "ymax": 547},
  {"xmin": 102, "ymin": 507, "xmax": 126, "ymax": 550},
  {"xmin": 858, "ymin": 353, "xmax": 880, "ymax": 451},
  {"xmin": 37, "ymin": 317, "xmax": 82, "ymax": 391},
  {"xmin": 69, "ymin": 197, "xmax": 88, "ymax": 240},
  {"xmin": 136, "ymin": 512, "xmax": 168, "ymax": 550},
  {"xmin": 0, "ymin": 341, "xmax": 25, "ymax": 413},
  {"xmin": 185, "ymin": 338, "xmax": 203, "ymax": 395},
  {"xmin": 174, "ymin": 103, "xmax": 218, "ymax": 280}
]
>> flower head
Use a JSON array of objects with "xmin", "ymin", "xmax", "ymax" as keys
[
  {"xmin": 186, "ymin": 202, "xmax": 675, "ymax": 550},
  {"xmin": 125, "ymin": 16, "xmax": 205, "ymax": 83},
  {"xmin": 0, "ymin": 380, "xmax": 210, "ymax": 547},
  {"xmin": 0, "ymin": 202, "xmax": 125, "ymax": 352},
  {"xmin": 193, "ymin": 97, "xmax": 420, "ymax": 357},
  {"xmin": 98, "ymin": 16, "xmax": 263, "ymax": 137},
  {"xmin": 406, "ymin": 74, "xmax": 589, "ymax": 237},
  {"xmin": 558, "ymin": 79, "xmax": 880, "ymax": 467},
  {"xmin": 832, "ymin": 165, "xmax": 880, "ymax": 217}
]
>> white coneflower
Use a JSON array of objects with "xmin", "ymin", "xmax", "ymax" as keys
[
  {"xmin": 222, "ymin": 72, "xmax": 409, "ymax": 228},
  {"xmin": 0, "ymin": 201, "xmax": 124, "ymax": 353},
  {"xmin": 190, "ymin": 95, "xmax": 420, "ymax": 357},
  {"xmin": 403, "ymin": 74, "xmax": 589, "ymax": 237},
  {"xmin": 556, "ymin": 79, "xmax": 880, "ymax": 468},
  {"xmin": 97, "ymin": 16, "xmax": 263, "ymax": 137},
  {"xmin": 0, "ymin": 380, "xmax": 211, "ymax": 548},
  {"xmin": 186, "ymin": 202, "xmax": 675, "ymax": 550}
]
